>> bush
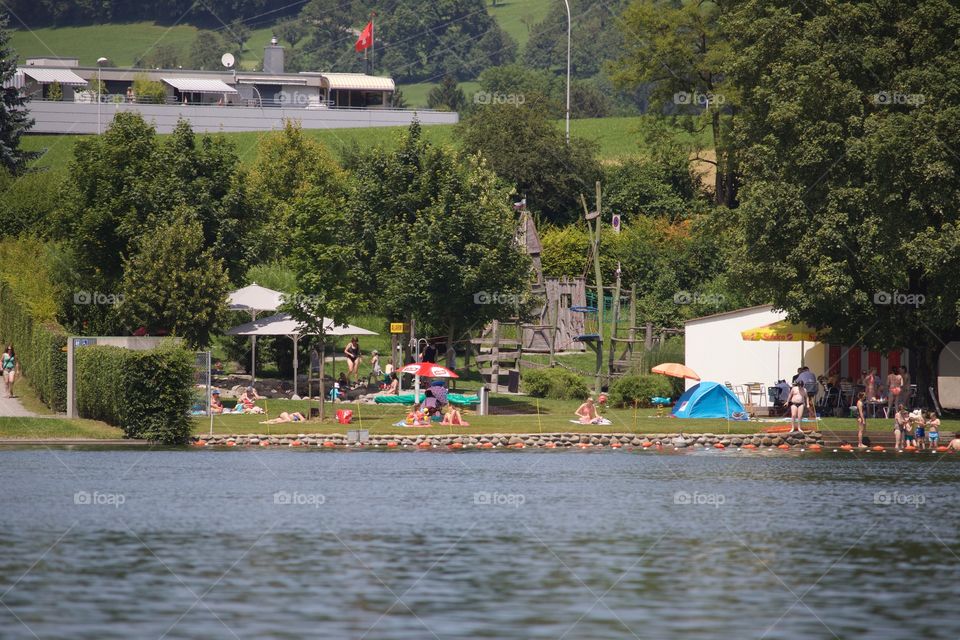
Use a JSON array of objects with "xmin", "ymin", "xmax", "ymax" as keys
[
  {"xmin": 0, "ymin": 280, "xmax": 68, "ymax": 412},
  {"xmin": 523, "ymin": 367, "xmax": 590, "ymax": 400},
  {"xmin": 76, "ymin": 342, "xmax": 193, "ymax": 444},
  {"xmin": 609, "ymin": 375, "xmax": 674, "ymax": 408}
]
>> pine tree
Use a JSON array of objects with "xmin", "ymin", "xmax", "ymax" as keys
[{"xmin": 0, "ymin": 14, "xmax": 38, "ymax": 174}]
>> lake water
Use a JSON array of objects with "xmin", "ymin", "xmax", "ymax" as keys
[{"xmin": 1, "ymin": 447, "xmax": 959, "ymax": 639}]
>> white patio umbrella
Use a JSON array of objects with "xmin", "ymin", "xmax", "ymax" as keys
[
  {"xmin": 227, "ymin": 283, "xmax": 285, "ymax": 382},
  {"xmin": 226, "ymin": 312, "xmax": 377, "ymax": 398}
]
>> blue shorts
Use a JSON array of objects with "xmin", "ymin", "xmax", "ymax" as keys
[
  {"xmin": 916, "ymin": 428, "xmax": 925, "ymax": 438},
  {"xmin": 930, "ymin": 432, "xmax": 940, "ymax": 441}
]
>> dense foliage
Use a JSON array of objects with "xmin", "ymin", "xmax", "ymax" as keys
[
  {"xmin": 75, "ymin": 343, "xmax": 193, "ymax": 443},
  {"xmin": 523, "ymin": 367, "xmax": 590, "ymax": 400},
  {"xmin": 0, "ymin": 15, "xmax": 37, "ymax": 174},
  {"xmin": 609, "ymin": 374, "xmax": 674, "ymax": 408}
]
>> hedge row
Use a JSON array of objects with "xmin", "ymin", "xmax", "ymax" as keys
[
  {"xmin": 75, "ymin": 343, "xmax": 194, "ymax": 444},
  {"xmin": 0, "ymin": 281, "xmax": 68, "ymax": 412}
]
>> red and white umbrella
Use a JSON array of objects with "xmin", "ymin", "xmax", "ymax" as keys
[{"xmin": 399, "ymin": 362, "xmax": 459, "ymax": 378}]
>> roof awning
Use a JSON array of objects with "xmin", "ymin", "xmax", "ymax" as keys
[
  {"xmin": 21, "ymin": 68, "xmax": 88, "ymax": 85},
  {"xmin": 235, "ymin": 76, "xmax": 308, "ymax": 85},
  {"xmin": 322, "ymin": 73, "xmax": 395, "ymax": 92},
  {"xmin": 161, "ymin": 77, "xmax": 238, "ymax": 94}
]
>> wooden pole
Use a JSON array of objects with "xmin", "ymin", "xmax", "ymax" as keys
[
  {"xmin": 608, "ymin": 265, "xmax": 621, "ymax": 377},
  {"xmin": 491, "ymin": 319, "xmax": 500, "ymax": 392},
  {"xmin": 549, "ymin": 295, "xmax": 559, "ymax": 367},
  {"xmin": 592, "ymin": 181, "xmax": 604, "ymax": 395},
  {"xmin": 627, "ymin": 284, "xmax": 637, "ymax": 364}
]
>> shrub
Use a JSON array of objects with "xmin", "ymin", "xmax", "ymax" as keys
[
  {"xmin": 609, "ymin": 375, "xmax": 674, "ymax": 408},
  {"xmin": 0, "ymin": 280, "xmax": 68, "ymax": 412},
  {"xmin": 523, "ymin": 367, "xmax": 590, "ymax": 400},
  {"xmin": 75, "ymin": 342, "xmax": 194, "ymax": 444}
]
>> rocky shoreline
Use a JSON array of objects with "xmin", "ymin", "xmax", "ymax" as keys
[{"xmin": 190, "ymin": 431, "xmax": 825, "ymax": 449}]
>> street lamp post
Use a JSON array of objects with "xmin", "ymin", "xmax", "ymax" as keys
[
  {"xmin": 563, "ymin": 0, "xmax": 571, "ymax": 144},
  {"xmin": 96, "ymin": 57, "xmax": 109, "ymax": 134}
]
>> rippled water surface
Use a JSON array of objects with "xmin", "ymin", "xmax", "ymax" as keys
[{"xmin": 1, "ymin": 447, "xmax": 959, "ymax": 639}]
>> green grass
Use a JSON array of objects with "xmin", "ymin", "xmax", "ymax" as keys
[
  {"xmin": 20, "ymin": 115, "xmax": 704, "ymax": 177},
  {"xmin": 399, "ymin": 81, "xmax": 482, "ymax": 108},
  {"xmin": 0, "ymin": 417, "xmax": 123, "ymax": 439},
  {"xmin": 10, "ymin": 22, "xmax": 199, "ymax": 67},
  {"xmin": 488, "ymin": 0, "xmax": 553, "ymax": 52}
]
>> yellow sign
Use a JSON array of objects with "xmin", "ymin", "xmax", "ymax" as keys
[{"xmin": 390, "ymin": 323, "xmax": 408, "ymax": 334}]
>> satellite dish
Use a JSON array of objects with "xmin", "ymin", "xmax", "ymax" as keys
[{"xmin": 221, "ymin": 53, "xmax": 235, "ymax": 68}]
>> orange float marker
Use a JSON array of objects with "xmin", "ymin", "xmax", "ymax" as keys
[
  {"xmin": 322, "ymin": 441, "xmax": 336, "ymax": 448},
  {"xmin": 386, "ymin": 441, "xmax": 398, "ymax": 448},
  {"xmin": 225, "ymin": 440, "xmax": 236, "ymax": 447},
  {"xmin": 808, "ymin": 443, "xmax": 822, "ymax": 451},
  {"xmin": 481, "ymin": 442, "xmax": 494, "ymax": 449},
  {"xmin": 259, "ymin": 440, "xmax": 270, "ymax": 447},
  {"xmin": 611, "ymin": 442, "xmax": 622, "ymax": 448},
  {"xmin": 641, "ymin": 441, "xmax": 653, "ymax": 448},
  {"xmin": 290, "ymin": 440, "xmax": 302, "ymax": 447},
  {"xmin": 544, "ymin": 442, "xmax": 557, "ymax": 448},
  {"xmin": 418, "ymin": 441, "xmax": 431, "ymax": 448},
  {"xmin": 872, "ymin": 445, "xmax": 885, "ymax": 452},
  {"xmin": 777, "ymin": 444, "xmax": 791, "ymax": 450},
  {"xmin": 937, "ymin": 446, "xmax": 949, "ymax": 452},
  {"xmin": 904, "ymin": 445, "xmax": 917, "ymax": 452},
  {"xmin": 449, "ymin": 442, "xmax": 463, "ymax": 449},
  {"xmin": 840, "ymin": 444, "xmax": 853, "ymax": 451},
  {"xmin": 194, "ymin": 440, "xmax": 207, "ymax": 447},
  {"xmin": 714, "ymin": 443, "xmax": 725, "ymax": 449},
  {"xmin": 742, "ymin": 443, "xmax": 757, "ymax": 449}
]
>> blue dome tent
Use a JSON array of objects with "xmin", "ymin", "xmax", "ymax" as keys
[{"xmin": 672, "ymin": 381, "xmax": 745, "ymax": 419}]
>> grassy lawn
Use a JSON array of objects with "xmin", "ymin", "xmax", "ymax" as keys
[
  {"xmin": 11, "ymin": 22, "xmax": 199, "ymax": 67},
  {"xmin": 191, "ymin": 395, "xmax": 948, "ymax": 438},
  {"xmin": 488, "ymin": 0, "xmax": 553, "ymax": 52},
  {"xmin": 20, "ymin": 115, "xmax": 708, "ymax": 178},
  {"xmin": 0, "ymin": 417, "xmax": 123, "ymax": 439},
  {"xmin": 399, "ymin": 81, "xmax": 482, "ymax": 108}
]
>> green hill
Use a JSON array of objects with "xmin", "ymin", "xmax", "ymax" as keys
[{"xmin": 488, "ymin": 0, "xmax": 554, "ymax": 52}]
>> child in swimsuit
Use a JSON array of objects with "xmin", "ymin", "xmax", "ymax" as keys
[{"xmin": 927, "ymin": 412, "xmax": 940, "ymax": 446}]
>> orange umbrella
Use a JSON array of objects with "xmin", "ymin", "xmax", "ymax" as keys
[{"xmin": 651, "ymin": 362, "xmax": 701, "ymax": 380}]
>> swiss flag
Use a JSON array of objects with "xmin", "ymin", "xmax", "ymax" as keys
[{"xmin": 355, "ymin": 21, "xmax": 373, "ymax": 52}]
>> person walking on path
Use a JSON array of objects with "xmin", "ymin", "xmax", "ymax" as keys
[{"xmin": 2, "ymin": 345, "xmax": 18, "ymax": 398}]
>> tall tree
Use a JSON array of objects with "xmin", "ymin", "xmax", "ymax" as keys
[
  {"xmin": 725, "ymin": 0, "xmax": 960, "ymax": 395},
  {"xmin": 346, "ymin": 122, "xmax": 531, "ymax": 348},
  {"xmin": 0, "ymin": 14, "xmax": 38, "ymax": 174},
  {"xmin": 118, "ymin": 208, "xmax": 229, "ymax": 347},
  {"xmin": 427, "ymin": 75, "xmax": 467, "ymax": 111},
  {"xmin": 458, "ymin": 96, "xmax": 601, "ymax": 224},
  {"xmin": 612, "ymin": 0, "xmax": 738, "ymax": 206}
]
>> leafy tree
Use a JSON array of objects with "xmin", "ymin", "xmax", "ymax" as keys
[
  {"xmin": 0, "ymin": 14, "xmax": 38, "ymax": 174},
  {"xmin": 525, "ymin": 0, "xmax": 628, "ymax": 78},
  {"xmin": 47, "ymin": 80, "xmax": 63, "ymax": 102},
  {"xmin": 118, "ymin": 209, "xmax": 229, "ymax": 347},
  {"xmin": 189, "ymin": 30, "xmax": 232, "ymax": 70},
  {"xmin": 390, "ymin": 88, "xmax": 408, "ymax": 109},
  {"xmin": 346, "ymin": 122, "xmax": 531, "ymax": 350},
  {"xmin": 135, "ymin": 44, "xmax": 180, "ymax": 69},
  {"xmin": 248, "ymin": 120, "xmax": 346, "ymax": 261},
  {"xmin": 224, "ymin": 18, "xmax": 251, "ymax": 52},
  {"xmin": 603, "ymin": 155, "xmax": 697, "ymax": 222},
  {"xmin": 725, "ymin": 0, "xmax": 960, "ymax": 394},
  {"xmin": 458, "ymin": 97, "xmax": 601, "ymax": 224},
  {"xmin": 612, "ymin": 0, "xmax": 738, "ymax": 205},
  {"xmin": 427, "ymin": 75, "xmax": 467, "ymax": 112}
]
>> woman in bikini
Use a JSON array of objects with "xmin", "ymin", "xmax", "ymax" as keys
[
  {"xmin": 787, "ymin": 380, "xmax": 808, "ymax": 433},
  {"xmin": 441, "ymin": 404, "xmax": 469, "ymax": 427},
  {"xmin": 893, "ymin": 404, "xmax": 909, "ymax": 449},
  {"xmin": 856, "ymin": 391, "xmax": 867, "ymax": 448},
  {"xmin": 344, "ymin": 337, "xmax": 361, "ymax": 385},
  {"xmin": 887, "ymin": 367, "xmax": 902, "ymax": 418},
  {"xmin": 575, "ymin": 397, "xmax": 599, "ymax": 424}
]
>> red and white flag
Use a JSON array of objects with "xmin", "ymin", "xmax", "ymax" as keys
[{"xmin": 355, "ymin": 21, "xmax": 373, "ymax": 52}]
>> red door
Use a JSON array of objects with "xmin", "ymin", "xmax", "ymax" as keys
[{"xmin": 847, "ymin": 347, "xmax": 862, "ymax": 380}]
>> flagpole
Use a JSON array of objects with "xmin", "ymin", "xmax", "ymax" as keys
[{"xmin": 370, "ymin": 11, "xmax": 376, "ymax": 75}]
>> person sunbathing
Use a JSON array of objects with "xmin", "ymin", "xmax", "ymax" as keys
[
  {"xmin": 440, "ymin": 404, "xmax": 469, "ymax": 427},
  {"xmin": 260, "ymin": 412, "xmax": 306, "ymax": 425},
  {"xmin": 210, "ymin": 390, "xmax": 224, "ymax": 415},
  {"xmin": 575, "ymin": 398, "xmax": 599, "ymax": 424}
]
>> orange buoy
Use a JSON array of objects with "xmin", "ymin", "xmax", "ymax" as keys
[
  {"xmin": 641, "ymin": 441, "xmax": 653, "ymax": 448},
  {"xmin": 418, "ymin": 441, "xmax": 431, "ymax": 448},
  {"xmin": 480, "ymin": 442, "xmax": 494, "ymax": 448},
  {"xmin": 937, "ymin": 445, "xmax": 949, "ymax": 452},
  {"xmin": 386, "ymin": 441, "xmax": 398, "ymax": 448},
  {"xmin": 511, "ymin": 443, "xmax": 525, "ymax": 449},
  {"xmin": 713, "ymin": 443, "xmax": 725, "ymax": 449},
  {"xmin": 194, "ymin": 440, "xmax": 207, "ymax": 447},
  {"xmin": 904, "ymin": 445, "xmax": 917, "ymax": 452},
  {"xmin": 742, "ymin": 443, "xmax": 757, "ymax": 449},
  {"xmin": 578, "ymin": 442, "xmax": 591, "ymax": 448},
  {"xmin": 225, "ymin": 440, "xmax": 236, "ymax": 447},
  {"xmin": 808, "ymin": 443, "xmax": 822, "ymax": 451},
  {"xmin": 290, "ymin": 440, "xmax": 302, "ymax": 447},
  {"xmin": 777, "ymin": 444, "xmax": 791, "ymax": 450},
  {"xmin": 872, "ymin": 445, "xmax": 885, "ymax": 452},
  {"xmin": 840, "ymin": 444, "xmax": 853, "ymax": 451},
  {"xmin": 322, "ymin": 441, "xmax": 336, "ymax": 448},
  {"xmin": 611, "ymin": 442, "xmax": 622, "ymax": 448},
  {"xmin": 259, "ymin": 440, "xmax": 270, "ymax": 447},
  {"xmin": 544, "ymin": 442, "xmax": 557, "ymax": 448},
  {"xmin": 449, "ymin": 442, "xmax": 463, "ymax": 449}
]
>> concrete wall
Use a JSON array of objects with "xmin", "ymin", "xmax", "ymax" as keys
[
  {"xmin": 28, "ymin": 100, "xmax": 459, "ymax": 134},
  {"xmin": 684, "ymin": 306, "xmax": 828, "ymax": 393},
  {"xmin": 938, "ymin": 342, "xmax": 960, "ymax": 409}
]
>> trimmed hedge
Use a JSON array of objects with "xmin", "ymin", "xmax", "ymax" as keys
[
  {"xmin": 523, "ymin": 367, "xmax": 590, "ymax": 400},
  {"xmin": 0, "ymin": 281, "xmax": 68, "ymax": 411},
  {"xmin": 609, "ymin": 375, "xmax": 674, "ymax": 408},
  {"xmin": 75, "ymin": 343, "xmax": 194, "ymax": 444}
]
